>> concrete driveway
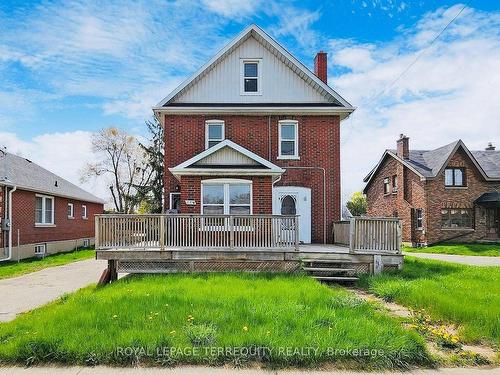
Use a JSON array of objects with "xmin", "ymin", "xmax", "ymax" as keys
[
  {"xmin": 0, "ymin": 258, "xmax": 106, "ymax": 322},
  {"xmin": 404, "ymin": 252, "xmax": 500, "ymax": 266}
]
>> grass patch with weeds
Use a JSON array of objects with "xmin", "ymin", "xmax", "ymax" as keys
[
  {"xmin": 0, "ymin": 248, "xmax": 95, "ymax": 280},
  {"xmin": 0, "ymin": 273, "xmax": 431, "ymax": 369},
  {"xmin": 358, "ymin": 257, "xmax": 500, "ymax": 346},
  {"xmin": 403, "ymin": 242, "xmax": 500, "ymax": 257}
]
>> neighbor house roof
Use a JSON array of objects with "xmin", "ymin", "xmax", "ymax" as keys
[
  {"xmin": 0, "ymin": 152, "xmax": 105, "ymax": 204},
  {"xmin": 363, "ymin": 140, "xmax": 500, "ymax": 192},
  {"xmin": 153, "ymin": 24, "xmax": 355, "ymax": 117}
]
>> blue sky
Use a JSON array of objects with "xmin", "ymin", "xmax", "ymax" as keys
[{"xmin": 1, "ymin": 0, "xmax": 499, "ymax": 203}]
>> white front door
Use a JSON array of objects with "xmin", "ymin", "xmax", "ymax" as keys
[{"xmin": 272, "ymin": 186, "xmax": 311, "ymax": 243}]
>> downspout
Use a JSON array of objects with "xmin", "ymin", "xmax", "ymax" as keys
[{"xmin": 1, "ymin": 184, "xmax": 17, "ymax": 262}]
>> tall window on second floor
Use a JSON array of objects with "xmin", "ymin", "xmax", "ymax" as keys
[
  {"xmin": 278, "ymin": 120, "xmax": 299, "ymax": 159},
  {"xmin": 35, "ymin": 195, "xmax": 54, "ymax": 225},
  {"xmin": 383, "ymin": 177, "xmax": 390, "ymax": 194},
  {"xmin": 205, "ymin": 120, "xmax": 225, "ymax": 149},
  {"xmin": 445, "ymin": 167, "xmax": 465, "ymax": 187},
  {"xmin": 241, "ymin": 60, "xmax": 260, "ymax": 94}
]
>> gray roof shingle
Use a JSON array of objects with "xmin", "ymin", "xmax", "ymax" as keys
[{"xmin": 0, "ymin": 152, "xmax": 105, "ymax": 204}]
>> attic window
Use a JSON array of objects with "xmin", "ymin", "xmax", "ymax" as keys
[{"xmin": 241, "ymin": 60, "xmax": 261, "ymax": 95}]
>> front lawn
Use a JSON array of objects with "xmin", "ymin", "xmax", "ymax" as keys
[
  {"xmin": 0, "ymin": 273, "xmax": 431, "ymax": 369},
  {"xmin": 0, "ymin": 248, "xmax": 95, "ymax": 280},
  {"xmin": 358, "ymin": 257, "xmax": 500, "ymax": 346},
  {"xmin": 403, "ymin": 242, "xmax": 500, "ymax": 257}
]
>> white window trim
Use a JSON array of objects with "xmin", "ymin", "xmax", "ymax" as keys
[
  {"xmin": 34, "ymin": 243, "xmax": 46, "ymax": 255},
  {"xmin": 83, "ymin": 239, "xmax": 90, "ymax": 247},
  {"xmin": 82, "ymin": 205, "xmax": 88, "ymax": 219},
  {"xmin": 240, "ymin": 59, "xmax": 262, "ymax": 96},
  {"xmin": 201, "ymin": 178, "xmax": 253, "ymax": 215},
  {"xmin": 35, "ymin": 194, "xmax": 55, "ymax": 226},
  {"xmin": 169, "ymin": 192, "xmax": 181, "ymax": 210},
  {"xmin": 67, "ymin": 203, "xmax": 74, "ymax": 219},
  {"xmin": 205, "ymin": 120, "xmax": 225, "ymax": 149},
  {"xmin": 415, "ymin": 208, "xmax": 424, "ymax": 230},
  {"xmin": 277, "ymin": 120, "xmax": 299, "ymax": 160}
]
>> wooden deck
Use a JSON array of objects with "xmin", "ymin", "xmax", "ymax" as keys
[{"xmin": 94, "ymin": 215, "xmax": 403, "ymax": 282}]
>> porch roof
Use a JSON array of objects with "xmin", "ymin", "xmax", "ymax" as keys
[
  {"xmin": 474, "ymin": 192, "xmax": 500, "ymax": 207},
  {"xmin": 169, "ymin": 139, "xmax": 285, "ymax": 178}
]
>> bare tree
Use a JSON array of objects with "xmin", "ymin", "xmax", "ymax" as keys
[{"xmin": 81, "ymin": 127, "xmax": 152, "ymax": 213}]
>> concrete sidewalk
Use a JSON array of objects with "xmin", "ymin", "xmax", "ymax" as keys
[
  {"xmin": 404, "ymin": 252, "xmax": 500, "ymax": 266},
  {"xmin": 0, "ymin": 258, "xmax": 106, "ymax": 322},
  {"xmin": 0, "ymin": 366, "xmax": 499, "ymax": 375}
]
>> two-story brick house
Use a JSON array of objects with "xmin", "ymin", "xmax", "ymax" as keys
[
  {"xmin": 152, "ymin": 25, "xmax": 355, "ymax": 244},
  {"xmin": 363, "ymin": 135, "xmax": 500, "ymax": 245},
  {"xmin": 1, "ymin": 151, "xmax": 104, "ymax": 261}
]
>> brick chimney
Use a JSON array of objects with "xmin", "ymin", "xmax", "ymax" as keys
[
  {"xmin": 314, "ymin": 51, "xmax": 327, "ymax": 84},
  {"xmin": 485, "ymin": 142, "xmax": 496, "ymax": 151},
  {"xmin": 397, "ymin": 134, "xmax": 410, "ymax": 159}
]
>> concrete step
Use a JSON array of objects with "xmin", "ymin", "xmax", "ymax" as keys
[
  {"xmin": 302, "ymin": 267, "xmax": 355, "ymax": 272},
  {"xmin": 312, "ymin": 276, "xmax": 359, "ymax": 281}
]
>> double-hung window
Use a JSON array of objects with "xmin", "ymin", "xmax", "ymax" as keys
[
  {"xmin": 82, "ymin": 205, "xmax": 88, "ymax": 219},
  {"xmin": 67, "ymin": 203, "xmax": 74, "ymax": 219},
  {"xmin": 35, "ymin": 195, "xmax": 54, "ymax": 225},
  {"xmin": 205, "ymin": 120, "xmax": 224, "ymax": 149},
  {"xmin": 241, "ymin": 60, "xmax": 260, "ymax": 94},
  {"xmin": 201, "ymin": 180, "xmax": 252, "ymax": 215},
  {"xmin": 383, "ymin": 177, "xmax": 390, "ymax": 195},
  {"xmin": 392, "ymin": 175, "xmax": 398, "ymax": 193},
  {"xmin": 415, "ymin": 208, "xmax": 423, "ymax": 230},
  {"xmin": 445, "ymin": 167, "xmax": 465, "ymax": 187},
  {"xmin": 278, "ymin": 120, "xmax": 299, "ymax": 159}
]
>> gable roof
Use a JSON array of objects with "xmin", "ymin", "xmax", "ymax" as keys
[
  {"xmin": 0, "ymin": 152, "xmax": 105, "ymax": 204},
  {"xmin": 363, "ymin": 140, "xmax": 500, "ymax": 192},
  {"xmin": 153, "ymin": 24, "xmax": 354, "ymax": 116},
  {"xmin": 169, "ymin": 139, "xmax": 284, "ymax": 178}
]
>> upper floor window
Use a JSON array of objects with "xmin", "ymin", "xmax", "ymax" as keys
[
  {"xmin": 383, "ymin": 177, "xmax": 390, "ymax": 194},
  {"xmin": 278, "ymin": 120, "xmax": 299, "ymax": 159},
  {"xmin": 445, "ymin": 167, "xmax": 465, "ymax": 187},
  {"xmin": 35, "ymin": 195, "xmax": 54, "ymax": 225},
  {"xmin": 241, "ymin": 60, "xmax": 261, "ymax": 95},
  {"xmin": 392, "ymin": 175, "xmax": 398, "ymax": 193},
  {"xmin": 205, "ymin": 120, "xmax": 225, "ymax": 149},
  {"xmin": 82, "ymin": 205, "xmax": 88, "ymax": 219},
  {"xmin": 67, "ymin": 203, "xmax": 74, "ymax": 219}
]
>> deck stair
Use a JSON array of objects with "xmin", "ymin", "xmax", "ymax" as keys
[{"xmin": 301, "ymin": 258, "xmax": 361, "ymax": 282}]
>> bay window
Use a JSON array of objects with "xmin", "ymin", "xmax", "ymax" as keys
[
  {"xmin": 202, "ymin": 180, "xmax": 252, "ymax": 215},
  {"xmin": 35, "ymin": 195, "xmax": 54, "ymax": 225}
]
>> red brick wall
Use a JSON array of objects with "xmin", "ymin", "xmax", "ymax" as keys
[
  {"xmin": 163, "ymin": 114, "xmax": 341, "ymax": 243},
  {"xmin": 366, "ymin": 148, "xmax": 500, "ymax": 244},
  {"xmin": 11, "ymin": 189, "xmax": 104, "ymax": 246}
]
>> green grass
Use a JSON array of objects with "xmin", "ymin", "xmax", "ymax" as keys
[
  {"xmin": 0, "ymin": 248, "xmax": 95, "ymax": 280},
  {"xmin": 403, "ymin": 242, "xmax": 500, "ymax": 257},
  {"xmin": 0, "ymin": 273, "xmax": 431, "ymax": 369},
  {"xmin": 358, "ymin": 257, "xmax": 500, "ymax": 346}
]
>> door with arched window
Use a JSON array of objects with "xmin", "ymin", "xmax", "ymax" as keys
[{"xmin": 272, "ymin": 187, "xmax": 311, "ymax": 243}]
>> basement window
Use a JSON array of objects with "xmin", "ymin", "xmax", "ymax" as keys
[{"xmin": 34, "ymin": 244, "xmax": 46, "ymax": 256}]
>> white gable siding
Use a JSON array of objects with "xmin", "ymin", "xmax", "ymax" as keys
[
  {"xmin": 175, "ymin": 36, "xmax": 329, "ymax": 104},
  {"xmin": 194, "ymin": 146, "xmax": 261, "ymax": 166}
]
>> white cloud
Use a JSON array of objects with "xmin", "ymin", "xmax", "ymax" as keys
[
  {"xmin": 333, "ymin": 5, "xmax": 500, "ymax": 204},
  {"xmin": 0, "ymin": 131, "xmax": 110, "ymax": 205},
  {"xmin": 201, "ymin": 0, "xmax": 261, "ymax": 19}
]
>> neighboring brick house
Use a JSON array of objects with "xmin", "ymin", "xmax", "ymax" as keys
[
  {"xmin": 153, "ymin": 25, "xmax": 355, "ymax": 243},
  {"xmin": 363, "ymin": 135, "xmax": 500, "ymax": 245},
  {"xmin": 1, "ymin": 151, "xmax": 104, "ymax": 261}
]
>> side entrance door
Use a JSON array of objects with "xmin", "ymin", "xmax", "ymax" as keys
[{"xmin": 272, "ymin": 186, "xmax": 311, "ymax": 243}]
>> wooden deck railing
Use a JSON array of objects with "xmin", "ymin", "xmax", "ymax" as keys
[
  {"xmin": 95, "ymin": 214, "xmax": 300, "ymax": 251},
  {"xmin": 348, "ymin": 217, "xmax": 402, "ymax": 254}
]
